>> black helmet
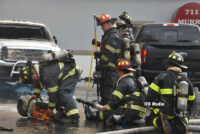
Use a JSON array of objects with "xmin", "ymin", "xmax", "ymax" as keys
[
  {"xmin": 116, "ymin": 20, "xmax": 127, "ymax": 29},
  {"xmin": 19, "ymin": 61, "xmax": 33, "ymax": 84},
  {"xmin": 119, "ymin": 11, "xmax": 132, "ymax": 26},
  {"xmin": 167, "ymin": 52, "xmax": 188, "ymax": 69}
]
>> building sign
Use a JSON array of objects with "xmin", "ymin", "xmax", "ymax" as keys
[{"xmin": 173, "ymin": 2, "xmax": 200, "ymax": 26}]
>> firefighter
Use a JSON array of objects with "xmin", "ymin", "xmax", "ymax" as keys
[
  {"xmin": 118, "ymin": 12, "xmax": 141, "ymax": 71},
  {"xmin": 19, "ymin": 50, "xmax": 82, "ymax": 125},
  {"xmin": 93, "ymin": 13, "xmax": 124, "ymax": 105},
  {"xmin": 85, "ymin": 59, "xmax": 146, "ymax": 126},
  {"xmin": 119, "ymin": 11, "xmax": 134, "ymax": 44},
  {"xmin": 145, "ymin": 52, "xmax": 195, "ymax": 134},
  {"xmin": 116, "ymin": 20, "xmax": 131, "ymax": 60}
]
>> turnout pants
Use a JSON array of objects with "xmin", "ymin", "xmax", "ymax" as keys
[
  {"xmin": 56, "ymin": 79, "xmax": 80, "ymax": 121},
  {"xmin": 100, "ymin": 69, "xmax": 118, "ymax": 105},
  {"xmin": 145, "ymin": 112, "xmax": 188, "ymax": 134}
]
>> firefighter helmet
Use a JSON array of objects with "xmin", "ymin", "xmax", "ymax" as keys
[
  {"xmin": 116, "ymin": 59, "xmax": 136, "ymax": 71},
  {"xmin": 116, "ymin": 20, "xmax": 127, "ymax": 29},
  {"xmin": 96, "ymin": 13, "xmax": 117, "ymax": 26},
  {"xmin": 119, "ymin": 11, "xmax": 132, "ymax": 25},
  {"xmin": 167, "ymin": 52, "xmax": 188, "ymax": 69},
  {"xmin": 19, "ymin": 61, "xmax": 33, "ymax": 84}
]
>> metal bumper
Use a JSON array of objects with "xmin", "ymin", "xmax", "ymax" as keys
[{"xmin": 9, "ymin": 60, "xmax": 38, "ymax": 78}]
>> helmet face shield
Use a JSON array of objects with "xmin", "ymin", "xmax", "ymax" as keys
[{"xmin": 116, "ymin": 20, "xmax": 127, "ymax": 29}]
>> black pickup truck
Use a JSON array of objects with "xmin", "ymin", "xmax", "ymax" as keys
[{"xmin": 134, "ymin": 23, "xmax": 200, "ymax": 87}]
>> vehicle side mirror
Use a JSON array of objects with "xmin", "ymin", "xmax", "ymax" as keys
[{"xmin": 53, "ymin": 36, "xmax": 58, "ymax": 44}]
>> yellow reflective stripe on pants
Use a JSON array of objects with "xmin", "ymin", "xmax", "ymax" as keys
[
  {"xmin": 105, "ymin": 44, "xmax": 121, "ymax": 54},
  {"xmin": 185, "ymin": 117, "xmax": 189, "ymax": 124},
  {"xmin": 66, "ymin": 109, "xmax": 79, "ymax": 117},
  {"xmin": 58, "ymin": 72, "xmax": 63, "ymax": 79},
  {"xmin": 48, "ymin": 102, "xmax": 56, "ymax": 108},
  {"xmin": 48, "ymin": 86, "xmax": 58, "ymax": 93},
  {"xmin": 124, "ymin": 104, "xmax": 147, "ymax": 113},
  {"xmin": 167, "ymin": 115, "xmax": 175, "ymax": 119},
  {"xmin": 99, "ymin": 111, "xmax": 104, "ymax": 120},
  {"xmin": 149, "ymin": 83, "xmax": 160, "ymax": 93},
  {"xmin": 59, "ymin": 62, "xmax": 64, "ymax": 70},
  {"xmin": 188, "ymin": 93, "xmax": 195, "ymax": 101},
  {"xmin": 132, "ymin": 92, "xmax": 140, "ymax": 96},
  {"xmin": 34, "ymin": 88, "xmax": 41, "ymax": 94},
  {"xmin": 112, "ymin": 90, "xmax": 124, "ymax": 100},
  {"xmin": 160, "ymin": 88, "xmax": 173, "ymax": 95},
  {"xmin": 62, "ymin": 68, "xmax": 76, "ymax": 81},
  {"xmin": 153, "ymin": 117, "xmax": 159, "ymax": 128},
  {"xmin": 101, "ymin": 55, "xmax": 109, "ymax": 62},
  {"xmin": 150, "ymin": 107, "xmax": 160, "ymax": 114}
]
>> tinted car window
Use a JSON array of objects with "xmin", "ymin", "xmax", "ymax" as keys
[
  {"xmin": 136, "ymin": 25, "xmax": 200, "ymax": 43},
  {"xmin": 0, "ymin": 24, "xmax": 51, "ymax": 41}
]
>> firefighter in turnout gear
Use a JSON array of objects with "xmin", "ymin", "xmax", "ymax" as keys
[
  {"xmin": 118, "ymin": 12, "xmax": 141, "ymax": 69},
  {"xmin": 117, "ymin": 20, "xmax": 131, "ymax": 60},
  {"xmin": 93, "ymin": 13, "xmax": 124, "ymax": 105},
  {"xmin": 119, "ymin": 11, "xmax": 134, "ymax": 44},
  {"xmin": 145, "ymin": 52, "xmax": 195, "ymax": 134},
  {"xmin": 19, "ymin": 50, "xmax": 82, "ymax": 125},
  {"xmin": 85, "ymin": 59, "xmax": 146, "ymax": 126}
]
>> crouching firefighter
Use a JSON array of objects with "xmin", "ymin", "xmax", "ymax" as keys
[
  {"xmin": 145, "ymin": 52, "xmax": 195, "ymax": 134},
  {"xmin": 19, "ymin": 50, "xmax": 82, "ymax": 125},
  {"xmin": 84, "ymin": 59, "xmax": 146, "ymax": 126}
]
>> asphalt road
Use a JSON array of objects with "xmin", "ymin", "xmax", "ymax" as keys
[{"xmin": 0, "ymin": 82, "xmax": 199, "ymax": 134}]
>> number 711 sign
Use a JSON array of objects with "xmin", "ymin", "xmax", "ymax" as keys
[
  {"xmin": 185, "ymin": 9, "xmax": 199, "ymax": 15},
  {"xmin": 174, "ymin": 2, "xmax": 200, "ymax": 26}
]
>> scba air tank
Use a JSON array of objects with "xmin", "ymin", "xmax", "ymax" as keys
[
  {"xmin": 177, "ymin": 81, "xmax": 189, "ymax": 112},
  {"xmin": 41, "ymin": 49, "xmax": 69, "ymax": 62},
  {"xmin": 133, "ymin": 43, "xmax": 141, "ymax": 66}
]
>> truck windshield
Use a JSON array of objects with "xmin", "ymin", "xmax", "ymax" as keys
[
  {"xmin": 136, "ymin": 25, "xmax": 200, "ymax": 43},
  {"xmin": 0, "ymin": 24, "xmax": 51, "ymax": 41}
]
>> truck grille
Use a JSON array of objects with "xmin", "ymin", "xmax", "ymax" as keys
[{"xmin": 2, "ymin": 48, "xmax": 51, "ymax": 62}]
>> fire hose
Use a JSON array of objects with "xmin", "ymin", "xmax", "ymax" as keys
[{"xmin": 96, "ymin": 125, "xmax": 200, "ymax": 134}]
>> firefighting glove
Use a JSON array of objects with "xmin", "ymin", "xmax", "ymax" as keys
[
  {"xmin": 94, "ymin": 51, "xmax": 101, "ymax": 59},
  {"xmin": 95, "ymin": 62, "xmax": 102, "ymax": 71},
  {"xmin": 92, "ymin": 39, "xmax": 100, "ymax": 47},
  {"xmin": 124, "ymin": 95, "xmax": 134, "ymax": 103}
]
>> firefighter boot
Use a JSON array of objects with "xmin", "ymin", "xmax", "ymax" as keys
[
  {"xmin": 59, "ymin": 118, "xmax": 79, "ymax": 126},
  {"xmin": 161, "ymin": 114, "xmax": 172, "ymax": 134},
  {"xmin": 84, "ymin": 105, "xmax": 96, "ymax": 120},
  {"xmin": 54, "ymin": 108, "xmax": 66, "ymax": 121},
  {"xmin": 173, "ymin": 117, "xmax": 188, "ymax": 134}
]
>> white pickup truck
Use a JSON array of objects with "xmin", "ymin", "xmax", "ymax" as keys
[{"xmin": 0, "ymin": 20, "xmax": 61, "ymax": 81}]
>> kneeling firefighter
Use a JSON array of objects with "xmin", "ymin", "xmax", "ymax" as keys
[
  {"xmin": 18, "ymin": 50, "xmax": 82, "ymax": 124},
  {"xmin": 85, "ymin": 59, "xmax": 147, "ymax": 126},
  {"xmin": 145, "ymin": 52, "xmax": 195, "ymax": 134}
]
